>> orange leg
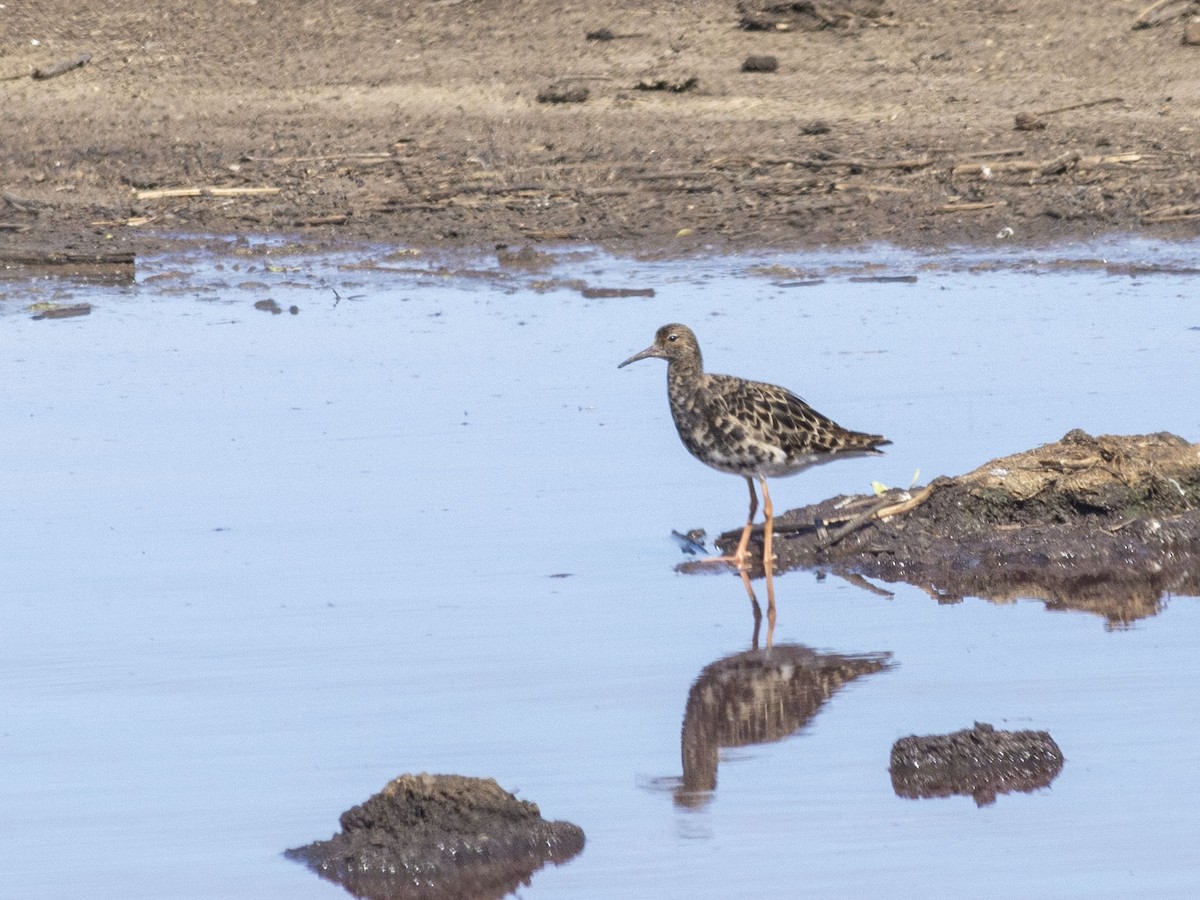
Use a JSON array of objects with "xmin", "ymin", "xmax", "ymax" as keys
[
  {"xmin": 732, "ymin": 476, "xmax": 758, "ymax": 568},
  {"xmin": 737, "ymin": 567, "xmax": 763, "ymax": 647},
  {"xmin": 760, "ymin": 477, "xmax": 777, "ymax": 629},
  {"xmin": 696, "ymin": 476, "xmax": 758, "ymax": 569}
]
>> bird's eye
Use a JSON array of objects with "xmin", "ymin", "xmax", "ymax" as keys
[{"xmin": 667, "ymin": 333, "xmax": 678, "ymax": 342}]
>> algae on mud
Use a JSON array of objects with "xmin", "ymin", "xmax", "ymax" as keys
[{"xmin": 716, "ymin": 430, "xmax": 1200, "ymax": 626}]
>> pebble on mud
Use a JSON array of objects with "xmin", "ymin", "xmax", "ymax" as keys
[
  {"xmin": 285, "ymin": 773, "xmax": 585, "ymax": 900},
  {"xmin": 890, "ymin": 722, "xmax": 1064, "ymax": 806},
  {"xmin": 635, "ymin": 73, "xmax": 699, "ymax": 93},
  {"xmin": 537, "ymin": 82, "xmax": 589, "ymax": 104},
  {"xmin": 741, "ymin": 54, "xmax": 779, "ymax": 72},
  {"xmin": 1014, "ymin": 111, "xmax": 1048, "ymax": 130}
]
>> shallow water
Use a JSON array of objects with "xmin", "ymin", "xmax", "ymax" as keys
[{"xmin": 4, "ymin": 237, "xmax": 1200, "ymax": 898}]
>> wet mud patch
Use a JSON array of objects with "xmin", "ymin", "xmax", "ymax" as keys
[
  {"xmin": 890, "ymin": 722, "xmax": 1064, "ymax": 807},
  {"xmin": 286, "ymin": 773, "xmax": 584, "ymax": 900},
  {"xmin": 718, "ymin": 430, "xmax": 1200, "ymax": 626}
]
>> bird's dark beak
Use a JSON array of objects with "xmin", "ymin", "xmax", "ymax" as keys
[{"xmin": 618, "ymin": 344, "xmax": 663, "ymax": 369}]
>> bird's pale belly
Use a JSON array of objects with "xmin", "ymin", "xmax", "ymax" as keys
[
  {"xmin": 689, "ymin": 446, "xmax": 828, "ymax": 478},
  {"xmin": 681, "ymin": 424, "xmax": 826, "ymax": 478}
]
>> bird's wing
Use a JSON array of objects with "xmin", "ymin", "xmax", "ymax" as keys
[{"xmin": 712, "ymin": 375, "xmax": 885, "ymax": 455}]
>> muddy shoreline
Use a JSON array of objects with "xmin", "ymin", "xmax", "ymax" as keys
[
  {"xmin": 715, "ymin": 431, "xmax": 1200, "ymax": 628},
  {"xmin": 3, "ymin": 1, "xmax": 1199, "ymax": 265}
]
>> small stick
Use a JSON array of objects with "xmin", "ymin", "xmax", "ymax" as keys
[
  {"xmin": 248, "ymin": 153, "xmax": 395, "ymax": 164},
  {"xmin": 0, "ymin": 249, "xmax": 134, "ymax": 266},
  {"xmin": 517, "ymin": 228, "xmax": 575, "ymax": 239},
  {"xmin": 3, "ymin": 191, "xmax": 41, "ymax": 211},
  {"xmin": 816, "ymin": 485, "xmax": 934, "ymax": 550},
  {"xmin": 1143, "ymin": 212, "xmax": 1200, "ymax": 224},
  {"xmin": 875, "ymin": 485, "xmax": 935, "ymax": 519},
  {"xmin": 32, "ymin": 52, "xmax": 92, "ymax": 80},
  {"xmin": 959, "ymin": 148, "xmax": 1026, "ymax": 159},
  {"xmin": 938, "ymin": 201, "xmax": 1005, "ymax": 212},
  {"xmin": 1084, "ymin": 152, "xmax": 1142, "ymax": 165},
  {"xmin": 135, "ymin": 188, "xmax": 202, "ymax": 200},
  {"xmin": 298, "ymin": 214, "xmax": 349, "ymax": 226},
  {"xmin": 953, "ymin": 153, "xmax": 1140, "ymax": 176},
  {"xmin": 833, "ymin": 182, "xmax": 915, "ymax": 193},
  {"xmin": 1035, "ymin": 96, "xmax": 1124, "ymax": 116},
  {"xmin": 135, "ymin": 186, "xmax": 280, "ymax": 200},
  {"xmin": 88, "ymin": 215, "xmax": 155, "ymax": 227},
  {"xmin": 1134, "ymin": 0, "xmax": 1177, "ymax": 25},
  {"xmin": 1140, "ymin": 203, "xmax": 1200, "ymax": 218},
  {"xmin": 206, "ymin": 186, "xmax": 280, "ymax": 197},
  {"xmin": 762, "ymin": 156, "xmax": 932, "ymax": 171}
]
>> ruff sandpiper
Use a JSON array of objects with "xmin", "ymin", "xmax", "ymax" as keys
[{"xmin": 619, "ymin": 323, "xmax": 890, "ymax": 590}]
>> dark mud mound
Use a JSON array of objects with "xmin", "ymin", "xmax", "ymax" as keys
[
  {"xmin": 677, "ymin": 644, "xmax": 891, "ymax": 805},
  {"xmin": 285, "ymin": 773, "xmax": 584, "ymax": 900},
  {"xmin": 890, "ymin": 722, "xmax": 1064, "ymax": 807},
  {"xmin": 724, "ymin": 430, "xmax": 1200, "ymax": 626}
]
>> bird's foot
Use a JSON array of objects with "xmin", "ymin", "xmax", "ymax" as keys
[{"xmin": 695, "ymin": 552, "xmax": 749, "ymax": 571}]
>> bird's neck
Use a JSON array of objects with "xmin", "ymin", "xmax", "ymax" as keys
[{"xmin": 666, "ymin": 356, "xmax": 704, "ymax": 402}]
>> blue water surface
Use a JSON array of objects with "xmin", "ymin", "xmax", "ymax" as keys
[{"xmin": 3, "ymin": 236, "xmax": 1199, "ymax": 899}]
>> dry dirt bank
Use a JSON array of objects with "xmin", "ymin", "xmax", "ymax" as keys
[{"xmin": 2, "ymin": 0, "xmax": 1199, "ymax": 264}]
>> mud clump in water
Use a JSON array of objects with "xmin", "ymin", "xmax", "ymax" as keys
[
  {"xmin": 890, "ymin": 722, "xmax": 1064, "ymax": 806},
  {"xmin": 728, "ymin": 430, "xmax": 1200, "ymax": 626},
  {"xmin": 285, "ymin": 773, "xmax": 584, "ymax": 900}
]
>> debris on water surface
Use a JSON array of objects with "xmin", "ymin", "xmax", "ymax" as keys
[{"xmin": 672, "ymin": 528, "xmax": 709, "ymax": 556}]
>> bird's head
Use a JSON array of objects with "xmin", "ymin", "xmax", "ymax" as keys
[{"xmin": 618, "ymin": 323, "xmax": 701, "ymax": 369}]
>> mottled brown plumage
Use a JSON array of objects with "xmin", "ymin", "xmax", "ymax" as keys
[{"xmin": 619, "ymin": 323, "xmax": 890, "ymax": 613}]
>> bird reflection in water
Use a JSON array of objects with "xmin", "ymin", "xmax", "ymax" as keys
[{"xmin": 671, "ymin": 591, "xmax": 892, "ymax": 808}]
